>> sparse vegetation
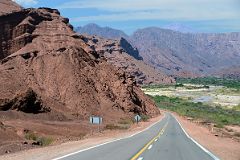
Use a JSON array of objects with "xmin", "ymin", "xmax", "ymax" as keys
[
  {"xmin": 25, "ymin": 131, "xmax": 53, "ymax": 146},
  {"xmin": 177, "ymin": 77, "xmax": 240, "ymax": 89},
  {"xmin": 142, "ymin": 83, "xmax": 209, "ymax": 90},
  {"xmin": 233, "ymin": 104, "xmax": 240, "ymax": 111},
  {"xmin": 37, "ymin": 137, "xmax": 54, "ymax": 146},
  {"xmin": 25, "ymin": 131, "xmax": 38, "ymax": 141},
  {"xmin": 151, "ymin": 95, "xmax": 240, "ymax": 127},
  {"xmin": 118, "ymin": 118, "xmax": 134, "ymax": 125},
  {"xmin": 140, "ymin": 114, "xmax": 150, "ymax": 122},
  {"xmin": 105, "ymin": 124, "xmax": 130, "ymax": 130}
]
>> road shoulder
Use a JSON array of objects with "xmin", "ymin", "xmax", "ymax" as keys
[
  {"xmin": 0, "ymin": 114, "xmax": 164, "ymax": 160},
  {"xmin": 172, "ymin": 111, "xmax": 240, "ymax": 160}
]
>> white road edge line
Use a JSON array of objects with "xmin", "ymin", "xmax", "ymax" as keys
[
  {"xmin": 173, "ymin": 115, "xmax": 220, "ymax": 160},
  {"xmin": 148, "ymin": 145, "xmax": 153, "ymax": 150},
  {"xmin": 52, "ymin": 114, "xmax": 166, "ymax": 160}
]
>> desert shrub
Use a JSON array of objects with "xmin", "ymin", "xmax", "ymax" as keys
[
  {"xmin": 25, "ymin": 131, "xmax": 53, "ymax": 146},
  {"xmin": 25, "ymin": 132, "xmax": 37, "ymax": 141},
  {"xmin": 118, "ymin": 118, "xmax": 134, "ymax": 125},
  {"xmin": 105, "ymin": 124, "xmax": 129, "ymax": 130},
  {"xmin": 37, "ymin": 137, "xmax": 54, "ymax": 146},
  {"xmin": 140, "ymin": 114, "xmax": 149, "ymax": 122}
]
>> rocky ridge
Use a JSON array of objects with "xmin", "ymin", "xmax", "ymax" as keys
[
  {"xmin": 78, "ymin": 34, "xmax": 175, "ymax": 84},
  {"xmin": 77, "ymin": 23, "xmax": 240, "ymax": 78}
]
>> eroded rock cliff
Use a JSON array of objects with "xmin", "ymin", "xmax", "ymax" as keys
[{"xmin": 0, "ymin": 8, "xmax": 160, "ymax": 122}]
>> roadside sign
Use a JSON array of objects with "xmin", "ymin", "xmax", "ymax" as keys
[
  {"xmin": 90, "ymin": 116, "xmax": 102, "ymax": 124},
  {"xmin": 90, "ymin": 116, "xmax": 102, "ymax": 133},
  {"xmin": 134, "ymin": 115, "xmax": 141, "ymax": 123}
]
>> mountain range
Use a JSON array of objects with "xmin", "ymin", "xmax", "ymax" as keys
[{"xmin": 76, "ymin": 24, "xmax": 240, "ymax": 79}]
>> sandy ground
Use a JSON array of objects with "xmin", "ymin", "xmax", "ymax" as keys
[
  {"xmin": 172, "ymin": 111, "xmax": 240, "ymax": 160},
  {"xmin": 0, "ymin": 114, "xmax": 164, "ymax": 160}
]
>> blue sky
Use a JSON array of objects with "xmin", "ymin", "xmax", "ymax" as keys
[{"xmin": 13, "ymin": 0, "xmax": 240, "ymax": 34}]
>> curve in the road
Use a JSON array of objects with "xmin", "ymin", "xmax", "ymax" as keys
[{"xmin": 53, "ymin": 113, "xmax": 220, "ymax": 160}]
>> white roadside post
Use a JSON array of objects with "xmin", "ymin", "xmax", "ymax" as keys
[{"xmin": 134, "ymin": 115, "xmax": 141, "ymax": 124}]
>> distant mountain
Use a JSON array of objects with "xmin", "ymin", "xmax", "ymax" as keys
[
  {"xmin": 162, "ymin": 23, "xmax": 196, "ymax": 33},
  {"xmin": 76, "ymin": 24, "xmax": 240, "ymax": 78},
  {"xmin": 131, "ymin": 27, "xmax": 240, "ymax": 77},
  {"xmin": 75, "ymin": 23, "xmax": 128, "ymax": 39}
]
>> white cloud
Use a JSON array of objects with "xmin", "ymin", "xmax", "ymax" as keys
[
  {"xmin": 59, "ymin": 0, "xmax": 240, "ymax": 22},
  {"xmin": 13, "ymin": 0, "xmax": 38, "ymax": 6}
]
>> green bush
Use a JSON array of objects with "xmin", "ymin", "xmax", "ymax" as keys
[
  {"xmin": 140, "ymin": 114, "xmax": 149, "ymax": 122},
  {"xmin": 233, "ymin": 104, "xmax": 240, "ymax": 111},
  {"xmin": 37, "ymin": 137, "xmax": 54, "ymax": 146},
  {"xmin": 25, "ymin": 132, "xmax": 38, "ymax": 141}
]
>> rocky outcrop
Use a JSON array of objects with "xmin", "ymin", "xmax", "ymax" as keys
[
  {"xmin": 77, "ymin": 34, "xmax": 175, "ymax": 84},
  {"xmin": 0, "ymin": 89, "xmax": 49, "ymax": 113},
  {"xmin": 0, "ymin": 8, "xmax": 160, "ymax": 122},
  {"xmin": 0, "ymin": 0, "xmax": 22, "ymax": 15},
  {"xmin": 120, "ymin": 37, "xmax": 143, "ymax": 60}
]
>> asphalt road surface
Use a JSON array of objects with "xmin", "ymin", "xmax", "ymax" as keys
[{"xmin": 53, "ymin": 113, "xmax": 219, "ymax": 160}]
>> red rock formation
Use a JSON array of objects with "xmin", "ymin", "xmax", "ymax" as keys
[
  {"xmin": 0, "ymin": 8, "xmax": 160, "ymax": 122},
  {"xmin": 0, "ymin": 0, "xmax": 22, "ymax": 15}
]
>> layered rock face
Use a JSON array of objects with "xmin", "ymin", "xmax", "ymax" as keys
[
  {"xmin": 78, "ymin": 34, "xmax": 174, "ymax": 84},
  {"xmin": 0, "ymin": 8, "xmax": 159, "ymax": 121},
  {"xmin": 131, "ymin": 28, "xmax": 240, "ymax": 77},
  {"xmin": 0, "ymin": 0, "xmax": 22, "ymax": 15}
]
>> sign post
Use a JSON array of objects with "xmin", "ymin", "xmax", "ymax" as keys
[{"xmin": 134, "ymin": 115, "xmax": 141, "ymax": 124}]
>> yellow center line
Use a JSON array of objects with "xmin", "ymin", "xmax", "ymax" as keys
[{"xmin": 130, "ymin": 121, "xmax": 168, "ymax": 160}]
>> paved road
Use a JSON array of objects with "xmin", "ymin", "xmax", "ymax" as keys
[{"xmin": 54, "ymin": 113, "xmax": 219, "ymax": 160}]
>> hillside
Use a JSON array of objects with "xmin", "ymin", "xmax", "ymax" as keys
[
  {"xmin": 131, "ymin": 28, "xmax": 240, "ymax": 77},
  {"xmin": 79, "ymin": 34, "xmax": 174, "ymax": 84},
  {"xmin": 0, "ymin": 5, "xmax": 159, "ymax": 154},
  {"xmin": 77, "ymin": 24, "xmax": 175, "ymax": 84},
  {"xmin": 77, "ymin": 24, "xmax": 240, "ymax": 78}
]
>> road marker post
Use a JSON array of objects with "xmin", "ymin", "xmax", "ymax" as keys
[{"xmin": 134, "ymin": 115, "xmax": 141, "ymax": 124}]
